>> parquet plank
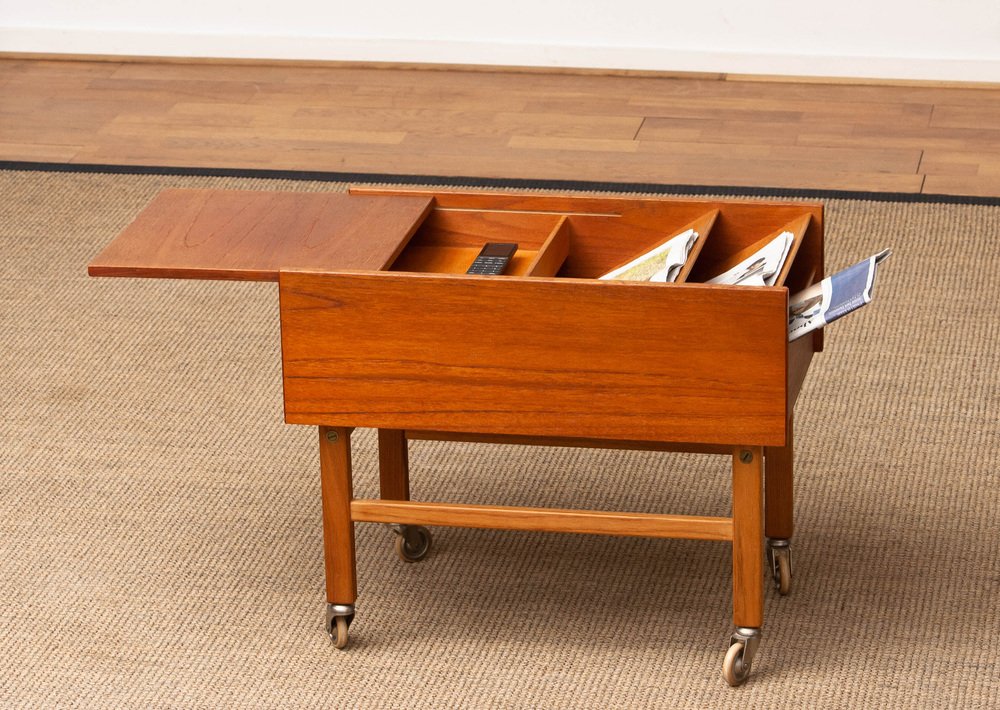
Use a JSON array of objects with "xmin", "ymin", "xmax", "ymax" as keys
[
  {"xmin": 921, "ymin": 149, "xmax": 1000, "ymax": 176},
  {"xmin": 295, "ymin": 106, "xmax": 643, "ymax": 140},
  {"xmin": 87, "ymin": 77, "xmax": 261, "ymax": 102},
  {"xmin": 0, "ymin": 141, "xmax": 81, "ymax": 161},
  {"xmin": 98, "ymin": 120, "xmax": 407, "ymax": 146},
  {"xmin": 672, "ymin": 77, "xmax": 1000, "ymax": 107},
  {"xmin": 248, "ymin": 83, "xmax": 532, "ymax": 112},
  {"xmin": 637, "ymin": 141, "xmax": 923, "ymax": 173},
  {"xmin": 636, "ymin": 117, "xmax": 839, "ymax": 146},
  {"xmin": 923, "ymin": 174, "xmax": 1000, "ymax": 196},
  {"xmin": 797, "ymin": 125, "xmax": 1000, "ymax": 153},
  {"xmin": 930, "ymin": 105, "xmax": 1000, "ymax": 129},
  {"xmin": 634, "ymin": 98, "xmax": 932, "ymax": 127},
  {"xmin": 508, "ymin": 136, "xmax": 639, "ymax": 153}
]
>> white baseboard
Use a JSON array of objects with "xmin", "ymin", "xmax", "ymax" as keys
[{"xmin": 2, "ymin": 27, "xmax": 999, "ymax": 83}]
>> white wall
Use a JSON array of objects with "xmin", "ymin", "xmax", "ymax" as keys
[{"xmin": 2, "ymin": 0, "xmax": 999, "ymax": 82}]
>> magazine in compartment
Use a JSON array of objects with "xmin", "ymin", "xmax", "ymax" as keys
[{"xmin": 788, "ymin": 249, "xmax": 892, "ymax": 341}]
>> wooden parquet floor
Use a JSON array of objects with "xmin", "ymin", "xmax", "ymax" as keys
[{"xmin": 3, "ymin": 58, "xmax": 1000, "ymax": 196}]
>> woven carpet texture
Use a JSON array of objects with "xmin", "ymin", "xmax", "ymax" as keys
[{"xmin": 1, "ymin": 170, "xmax": 998, "ymax": 708}]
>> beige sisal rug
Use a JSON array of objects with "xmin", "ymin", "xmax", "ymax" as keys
[{"xmin": 0, "ymin": 169, "xmax": 997, "ymax": 708}]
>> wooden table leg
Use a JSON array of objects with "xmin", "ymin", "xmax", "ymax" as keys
[
  {"xmin": 764, "ymin": 416, "xmax": 794, "ymax": 596},
  {"xmin": 378, "ymin": 428, "xmax": 410, "ymax": 500},
  {"xmin": 764, "ymin": 415, "xmax": 794, "ymax": 541},
  {"xmin": 724, "ymin": 445, "xmax": 765, "ymax": 685},
  {"xmin": 378, "ymin": 428, "xmax": 433, "ymax": 562},
  {"xmin": 731, "ymin": 445, "xmax": 764, "ymax": 631},
  {"xmin": 319, "ymin": 426, "xmax": 356, "ymax": 648}
]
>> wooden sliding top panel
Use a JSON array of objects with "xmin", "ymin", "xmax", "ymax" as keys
[{"xmin": 88, "ymin": 189, "xmax": 434, "ymax": 281}]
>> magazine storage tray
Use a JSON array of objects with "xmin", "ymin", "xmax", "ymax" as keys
[{"xmin": 282, "ymin": 188, "xmax": 827, "ymax": 440}]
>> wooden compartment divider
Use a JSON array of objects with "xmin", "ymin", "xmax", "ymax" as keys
[
  {"xmin": 523, "ymin": 215, "xmax": 570, "ymax": 277},
  {"xmin": 770, "ymin": 214, "xmax": 813, "ymax": 288},
  {"xmin": 674, "ymin": 209, "xmax": 719, "ymax": 283}
]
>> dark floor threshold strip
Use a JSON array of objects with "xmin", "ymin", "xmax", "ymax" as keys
[{"xmin": 3, "ymin": 160, "xmax": 999, "ymax": 207}]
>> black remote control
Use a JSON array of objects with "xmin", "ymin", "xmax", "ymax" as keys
[{"xmin": 466, "ymin": 242, "xmax": 518, "ymax": 275}]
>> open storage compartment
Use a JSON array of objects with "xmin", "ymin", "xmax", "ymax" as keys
[
  {"xmin": 388, "ymin": 206, "xmax": 571, "ymax": 277},
  {"xmin": 352, "ymin": 186, "xmax": 824, "ymax": 295},
  {"xmin": 285, "ymin": 187, "xmax": 828, "ymax": 445}
]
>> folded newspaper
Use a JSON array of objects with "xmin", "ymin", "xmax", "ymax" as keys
[
  {"xmin": 599, "ymin": 228, "xmax": 698, "ymax": 283},
  {"xmin": 705, "ymin": 231, "xmax": 794, "ymax": 286},
  {"xmin": 788, "ymin": 249, "xmax": 892, "ymax": 342}
]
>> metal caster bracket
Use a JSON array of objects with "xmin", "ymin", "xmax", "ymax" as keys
[
  {"xmin": 723, "ymin": 627, "xmax": 762, "ymax": 686},
  {"xmin": 325, "ymin": 603, "xmax": 355, "ymax": 648},
  {"xmin": 391, "ymin": 524, "xmax": 432, "ymax": 562}
]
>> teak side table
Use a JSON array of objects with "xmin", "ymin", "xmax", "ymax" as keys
[{"xmin": 90, "ymin": 186, "xmax": 825, "ymax": 686}]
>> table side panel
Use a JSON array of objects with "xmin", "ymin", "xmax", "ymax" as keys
[
  {"xmin": 787, "ymin": 334, "xmax": 815, "ymax": 411},
  {"xmin": 279, "ymin": 271, "xmax": 789, "ymax": 446}
]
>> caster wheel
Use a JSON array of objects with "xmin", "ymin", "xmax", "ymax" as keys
[
  {"xmin": 326, "ymin": 605, "xmax": 354, "ymax": 650},
  {"xmin": 768, "ymin": 542, "xmax": 792, "ymax": 595},
  {"xmin": 332, "ymin": 615, "xmax": 350, "ymax": 650},
  {"xmin": 394, "ymin": 525, "xmax": 432, "ymax": 563},
  {"xmin": 722, "ymin": 642, "xmax": 751, "ymax": 686},
  {"xmin": 775, "ymin": 551, "xmax": 791, "ymax": 595}
]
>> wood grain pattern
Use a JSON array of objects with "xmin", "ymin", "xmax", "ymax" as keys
[
  {"xmin": 687, "ymin": 211, "xmax": 819, "ymax": 284},
  {"xmin": 279, "ymin": 270, "xmax": 790, "ymax": 446},
  {"xmin": 731, "ymin": 446, "xmax": 764, "ymax": 628},
  {"xmin": 923, "ymin": 174, "xmax": 1000, "ymax": 197},
  {"xmin": 88, "ymin": 189, "xmax": 433, "ymax": 281},
  {"xmin": 765, "ymin": 418, "xmax": 794, "ymax": 541},
  {"xmin": 377, "ymin": 429, "xmax": 410, "ymax": 501},
  {"xmin": 405, "ymin": 208, "xmax": 564, "ymax": 248},
  {"xmin": 689, "ymin": 213, "xmax": 810, "ymax": 286},
  {"xmin": 769, "ymin": 214, "xmax": 812, "ymax": 288},
  {"xmin": 349, "ymin": 499, "xmax": 734, "ymax": 541},
  {"xmin": 406, "ymin": 429, "xmax": 731, "ymax": 454},
  {"xmin": 566, "ymin": 201, "xmax": 817, "ymax": 280},
  {"xmin": 783, "ymin": 206, "xmax": 825, "ymax": 304},
  {"xmin": 674, "ymin": 210, "xmax": 718, "ymax": 283},
  {"xmin": 318, "ymin": 426, "xmax": 356, "ymax": 604},
  {"xmin": 4, "ymin": 58, "xmax": 999, "ymax": 196},
  {"xmin": 389, "ymin": 244, "xmax": 517, "ymax": 275},
  {"xmin": 387, "ymin": 207, "xmax": 568, "ymax": 275},
  {"xmin": 523, "ymin": 216, "xmax": 570, "ymax": 277},
  {"xmin": 787, "ymin": 334, "xmax": 815, "ymax": 409},
  {"xmin": 596, "ymin": 209, "xmax": 718, "ymax": 282}
]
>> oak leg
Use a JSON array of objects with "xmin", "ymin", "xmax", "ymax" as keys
[
  {"xmin": 319, "ymin": 426, "xmax": 356, "ymax": 606},
  {"xmin": 731, "ymin": 446, "xmax": 764, "ymax": 630},
  {"xmin": 377, "ymin": 428, "xmax": 410, "ymax": 501},
  {"xmin": 764, "ymin": 415, "xmax": 794, "ymax": 541}
]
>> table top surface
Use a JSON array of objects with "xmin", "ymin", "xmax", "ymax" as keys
[{"xmin": 88, "ymin": 189, "xmax": 434, "ymax": 282}]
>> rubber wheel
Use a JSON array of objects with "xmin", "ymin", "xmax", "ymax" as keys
[
  {"xmin": 395, "ymin": 525, "xmax": 432, "ymax": 563},
  {"xmin": 722, "ymin": 642, "xmax": 751, "ymax": 686},
  {"xmin": 776, "ymin": 552, "xmax": 791, "ymax": 596},
  {"xmin": 332, "ymin": 615, "xmax": 350, "ymax": 650}
]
